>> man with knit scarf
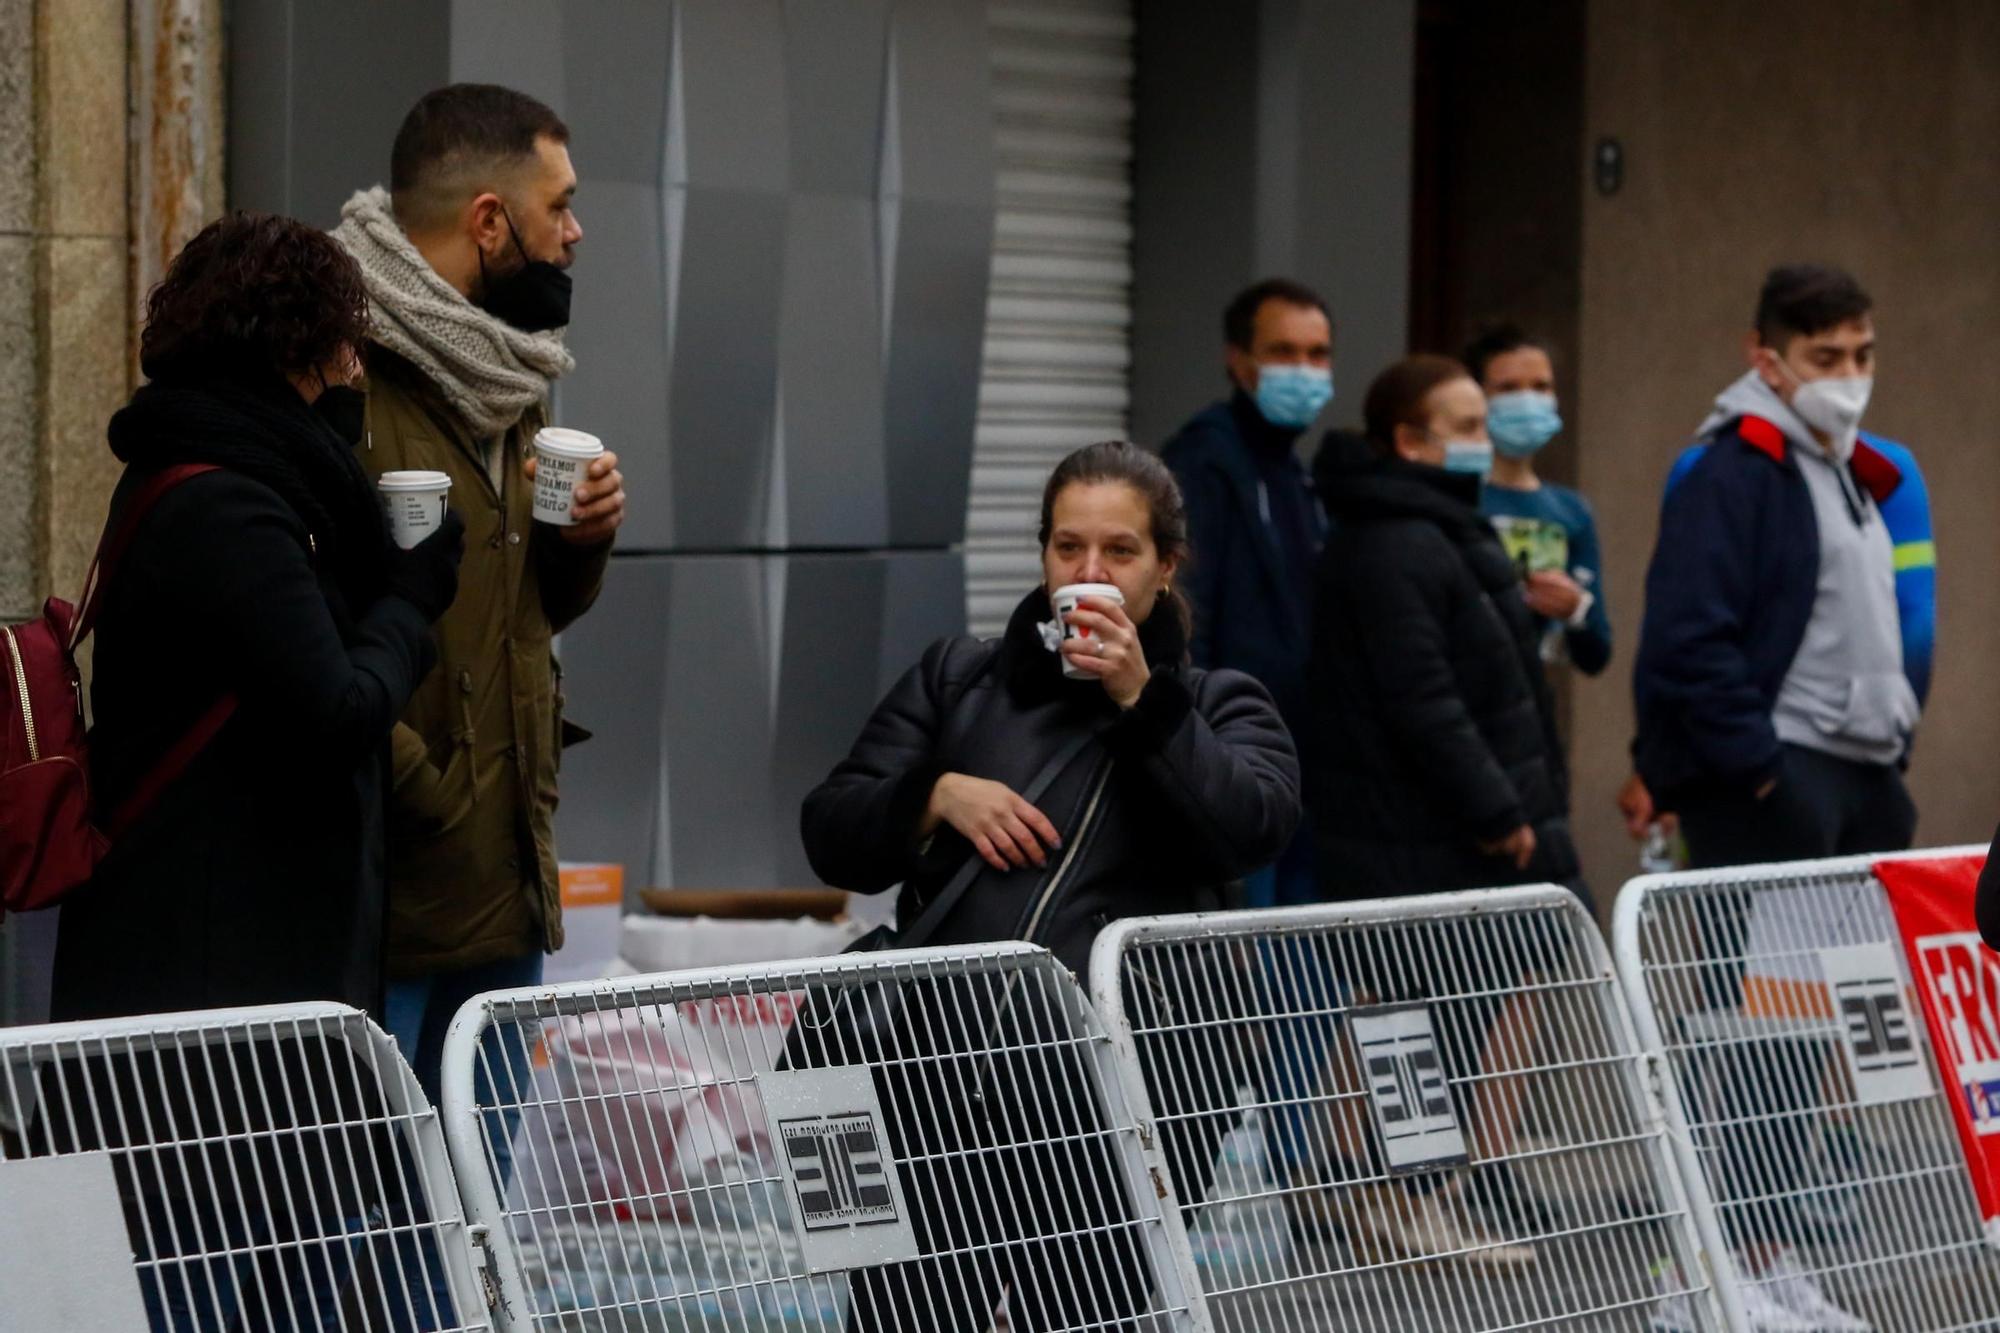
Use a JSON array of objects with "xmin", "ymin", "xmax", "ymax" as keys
[{"xmin": 333, "ymin": 84, "xmax": 625, "ymax": 1110}]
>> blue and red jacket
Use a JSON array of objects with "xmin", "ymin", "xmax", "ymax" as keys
[
  {"xmin": 1665, "ymin": 429, "xmax": 1936, "ymax": 704},
  {"xmin": 1635, "ymin": 415, "xmax": 1908, "ymax": 806}
]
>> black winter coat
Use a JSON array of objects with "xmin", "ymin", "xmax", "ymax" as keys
[
  {"xmin": 801, "ymin": 590, "xmax": 1300, "ymax": 976},
  {"xmin": 51, "ymin": 374, "xmax": 436, "ymax": 1022},
  {"xmin": 1306, "ymin": 439, "xmax": 1580, "ymax": 898},
  {"xmin": 1161, "ymin": 393, "xmax": 1325, "ymax": 738}
]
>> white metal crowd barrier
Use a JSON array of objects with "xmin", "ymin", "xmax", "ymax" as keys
[
  {"xmin": 0, "ymin": 1002, "xmax": 488, "ymax": 1332},
  {"xmin": 439, "ymin": 940, "xmax": 1211, "ymax": 1332},
  {"xmin": 1091, "ymin": 885, "xmax": 1721, "ymax": 1332},
  {"xmin": 1614, "ymin": 849, "xmax": 2000, "ymax": 1332}
]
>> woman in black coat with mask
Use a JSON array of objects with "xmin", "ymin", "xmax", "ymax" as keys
[
  {"xmin": 52, "ymin": 212, "xmax": 464, "ymax": 1024},
  {"xmin": 800, "ymin": 441, "xmax": 1300, "ymax": 1332},
  {"xmin": 39, "ymin": 213, "xmax": 467, "ymax": 1333}
]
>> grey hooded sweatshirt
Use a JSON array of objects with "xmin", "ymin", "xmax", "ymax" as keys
[{"xmin": 1697, "ymin": 373, "xmax": 1917, "ymax": 767}]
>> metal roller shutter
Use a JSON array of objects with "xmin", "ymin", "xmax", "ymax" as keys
[{"xmin": 968, "ymin": 0, "xmax": 1134, "ymax": 636}]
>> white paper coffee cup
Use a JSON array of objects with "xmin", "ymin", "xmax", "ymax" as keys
[
  {"xmin": 378, "ymin": 470, "xmax": 452, "ymax": 549},
  {"xmin": 1051, "ymin": 582, "xmax": 1124, "ymax": 679},
  {"xmin": 533, "ymin": 427, "xmax": 604, "ymax": 526}
]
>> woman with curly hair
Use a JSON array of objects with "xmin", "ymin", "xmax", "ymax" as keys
[{"xmin": 51, "ymin": 212, "xmax": 465, "ymax": 1024}]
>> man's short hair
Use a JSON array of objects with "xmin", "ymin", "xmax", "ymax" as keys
[
  {"xmin": 1755, "ymin": 264, "xmax": 1872, "ymax": 348},
  {"xmin": 1461, "ymin": 322, "xmax": 1554, "ymax": 387},
  {"xmin": 389, "ymin": 84, "xmax": 569, "ymax": 230},
  {"xmin": 1223, "ymin": 277, "xmax": 1331, "ymax": 350}
]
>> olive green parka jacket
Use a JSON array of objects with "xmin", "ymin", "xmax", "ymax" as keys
[{"xmin": 358, "ymin": 348, "xmax": 608, "ymax": 976}]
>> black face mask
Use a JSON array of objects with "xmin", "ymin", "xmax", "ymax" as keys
[
  {"xmin": 477, "ymin": 207, "xmax": 573, "ymax": 333},
  {"xmin": 314, "ymin": 384, "xmax": 368, "ymax": 448}
]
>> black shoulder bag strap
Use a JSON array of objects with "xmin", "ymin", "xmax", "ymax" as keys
[{"xmin": 895, "ymin": 718, "xmax": 1108, "ymax": 950}]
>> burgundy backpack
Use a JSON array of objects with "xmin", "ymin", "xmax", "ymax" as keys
[{"xmin": 1, "ymin": 464, "xmax": 237, "ymax": 914}]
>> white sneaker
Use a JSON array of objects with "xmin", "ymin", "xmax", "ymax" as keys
[{"xmin": 1762, "ymin": 1248, "xmax": 1872, "ymax": 1331}]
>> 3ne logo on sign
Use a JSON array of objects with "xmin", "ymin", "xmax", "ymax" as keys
[
  {"xmin": 1837, "ymin": 984, "xmax": 1917, "ymax": 1071},
  {"xmin": 1819, "ymin": 943, "xmax": 1932, "ymax": 1107},
  {"xmin": 1349, "ymin": 1003, "xmax": 1468, "ymax": 1173},
  {"xmin": 1368, "ymin": 1042, "xmax": 1452, "ymax": 1126},
  {"xmin": 1915, "ymin": 932, "xmax": 2000, "ymax": 1132},
  {"xmin": 781, "ymin": 1113, "xmax": 899, "ymax": 1232}
]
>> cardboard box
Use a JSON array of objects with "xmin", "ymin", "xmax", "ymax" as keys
[{"xmin": 546, "ymin": 862, "xmax": 623, "ymax": 984}]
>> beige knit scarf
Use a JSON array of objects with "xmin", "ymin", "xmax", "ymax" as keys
[{"xmin": 332, "ymin": 186, "xmax": 574, "ymax": 437}]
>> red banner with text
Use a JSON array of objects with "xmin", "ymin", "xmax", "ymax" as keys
[{"xmin": 1875, "ymin": 853, "xmax": 2000, "ymax": 1246}]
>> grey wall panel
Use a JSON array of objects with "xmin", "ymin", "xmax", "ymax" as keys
[
  {"xmin": 877, "ymin": 550, "xmax": 971, "ymax": 695},
  {"xmin": 450, "ymin": 0, "xmax": 564, "ymax": 103},
  {"xmin": 667, "ymin": 190, "xmax": 784, "ymax": 548},
  {"xmin": 882, "ymin": 0, "xmax": 994, "ymax": 548},
  {"xmin": 678, "ymin": 0, "xmax": 788, "ymax": 192},
  {"xmin": 663, "ymin": 1, "xmax": 788, "ymax": 549},
  {"xmin": 558, "ymin": 551, "xmax": 964, "ymax": 891},
  {"xmin": 657, "ymin": 558, "xmax": 783, "ymax": 886},
  {"xmin": 778, "ymin": 195, "xmax": 887, "ymax": 547},
  {"xmin": 883, "ymin": 194, "xmax": 992, "ymax": 546},
  {"xmin": 559, "ymin": 178, "xmax": 672, "ymax": 543},
  {"xmin": 557, "ymin": 1, "xmax": 670, "ymax": 184},
  {"xmin": 773, "ymin": 0, "xmax": 891, "ymax": 547},
  {"xmin": 229, "ymin": 0, "xmax": 452, "ymax": 225},
  {"xmin": 768, "ymin": 557, "xmax": 891, "ymax": 886},
  {"xmin": 552, "ymin": 558, "xmax": 672, "ymax": 890},
  {"xmin": 782, "ymin": 0, "xmax": 890, "ymax": 196}
]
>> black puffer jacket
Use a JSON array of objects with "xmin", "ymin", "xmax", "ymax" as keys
[
  {"xmin": 802, "ymin": 589, "xmax": 1300, "ymax": 975},
  {"xmin": 1306, "ymin": 438, "xmax": 1580, "ymax": 898}
]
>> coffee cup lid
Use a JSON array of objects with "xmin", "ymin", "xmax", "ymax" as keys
[
  {"xmin": 535, "ymin": 427, "xmax": 604, "ymax": 458},
  {"xmin": 1053, "ymin": 582, "xmax": 1124, "ymax": 602},
  {"xmin": 378, "ymin": 470, "xmax": 452, "ymax": 491}
]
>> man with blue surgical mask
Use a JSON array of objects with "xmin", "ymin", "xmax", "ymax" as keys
[
  {"xmin": 1464, "ymin": 325, "xmax": 1612, "ymax": 677},
  {"xmin": 1162, "ymin": 277, "xmax": 1332, "ymax": 908}
]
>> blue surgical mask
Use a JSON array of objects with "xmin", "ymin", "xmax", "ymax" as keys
[
  {"xmin": 1441, "ymin": 439, "xmax": 1494, "ymax": 477},
  {"xmin": 1252, "ymin": 364, "xmax": 1334, "ymax": 430},
  {"xmin": 1486, "ymin": 390, "xmax": 1563, "ymax": 458}
]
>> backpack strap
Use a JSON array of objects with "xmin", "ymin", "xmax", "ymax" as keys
[
  {"xmin": 69, "ymin": 463, "xmax": 225, "ymax": 652},
  {"xmin": 102, "ymin": 696, "xmax": 238, "ymax": 838},
  {"xmin": 72, "ymin": 463, "xmax": 240, "ymax": 836}
]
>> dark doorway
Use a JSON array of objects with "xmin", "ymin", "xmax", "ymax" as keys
[{"xmin": 1407, "ymin": 0, "xmax": 1586, "ymax": 485}]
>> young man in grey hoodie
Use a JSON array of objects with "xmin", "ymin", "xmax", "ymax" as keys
[
  {"xmin": 1630, "ymin": 264, "xmax": 1908, "ymax": 1332},
  {"xmin": 1634, "ymin": 264, "xmax": 1917, "ymax": 872}
]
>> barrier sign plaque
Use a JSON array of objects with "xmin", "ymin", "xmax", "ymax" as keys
[
  {"xmin": 1821, "ymin": 942, "xmax": 1932, "ymax": 1105},
  {"xmin": 759, "ymin": 1065, "xmax": 922, "ymax": 1274},
  {"xmin": 1350, "ymin": 1002, "xmax": 1469, "ymax": 1173}
]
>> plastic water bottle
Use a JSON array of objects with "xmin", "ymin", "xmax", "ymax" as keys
[
  {"xmin": 1186, "ymin": 1088, "xmax": 1295, "ymax": 1284},
  {"xmin": 1639, "ymin": 823, "xmax": 1676, "ymax": 875}
]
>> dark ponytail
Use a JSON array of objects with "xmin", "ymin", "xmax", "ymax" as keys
[{"xmin": 1037, "ymin": 440, "xmax": 1194, "ymax": 640}]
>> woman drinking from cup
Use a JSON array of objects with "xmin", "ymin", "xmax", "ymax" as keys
[{"xmin": 799, "ymin": 440, "xmax": 1299, "ymax": 1331}]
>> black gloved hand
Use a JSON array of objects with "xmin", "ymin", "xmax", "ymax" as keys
[{"xmin": 385, "ymin": 508, "xmax": 465, "ymax": 621}]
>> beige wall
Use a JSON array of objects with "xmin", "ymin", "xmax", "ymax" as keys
[{"xmin": 1572, "ymin": 1, "xmax": 2000, "ymax": 893}]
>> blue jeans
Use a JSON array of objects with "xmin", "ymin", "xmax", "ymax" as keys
[
  {"xmin": 385, "ymin": 952, "xmax": 545, "ymax": 1330},
  {"xmin": 386, "ymin": 950, "xmax": 544, "ymax": 1182},
  {"xmin": 1255, "ymin": 934, "xmax": 1347, "ymax": 1175}
]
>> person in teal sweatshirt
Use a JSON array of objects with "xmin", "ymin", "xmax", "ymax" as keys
[{"xmin": 1463, "ymin": 325, "xmax": 1612, "ymax": 676}]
